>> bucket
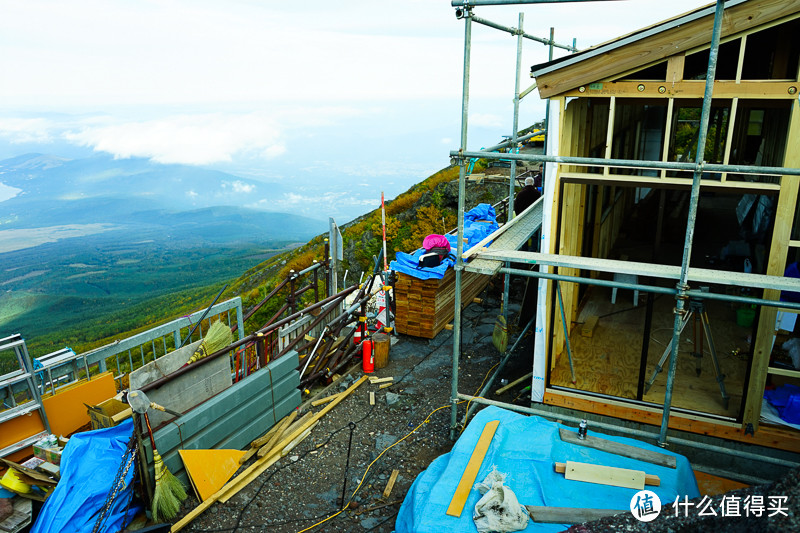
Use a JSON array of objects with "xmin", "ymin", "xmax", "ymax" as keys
[
  {"xmin": 362, "ymin": 339, "xmax": 374, "ymax": 373},
  {"xmin": 737, "ymin": 307, "xmax": 756, "ymax": 328},
  {"xmin": 0, "ymin": 468, "xmax": 31, "ymax": 494}
]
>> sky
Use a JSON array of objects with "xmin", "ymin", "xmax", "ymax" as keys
[{"xmin": 0, "ymin": 0, "xmax": 707, "ymax": 221}]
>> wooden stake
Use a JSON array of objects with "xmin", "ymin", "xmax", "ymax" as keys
[
  {"xmin": 495, "ymin": 372, "xmax": 532, "ymax": 395},
  {"xmin": 170, "ymin": 375, "xmax": 369, "ymax": 531},
  {"xmin": 378, "ymin": 382, "xmax": 392, "ymax": 390},
  {"xmin": 382, "ymin": 469, "xmax": 400, "ymax": 499},
  {"xmin": 369, "ymin": 392, "xmax": 375, "ymax": 405},
  {"xmin": 369, "ymin": 376, "xmax": 394, "ymax": 385},
  {"xmin": 311, "ymin": 392, "xmax": 342, "ymax": 407}
]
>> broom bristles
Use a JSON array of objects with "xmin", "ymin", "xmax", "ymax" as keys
[
  {"xmin": 187, "ymin": 321, "xmax": 233, "ymax": 365},
  {"xmin": 152, "ymin": 450, "xmax": 187, "ymax": 521}
]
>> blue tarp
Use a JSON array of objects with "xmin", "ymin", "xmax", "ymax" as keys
[
  {"xmin": 33, "ymin": 419, "xmax": 142, "ymax": 533},
  {"xmin": 395, "ymin": 406, "xmax": 699, "ymax": 532},
  {"xmin": 765, "ymin": 384, "xmax": 800, "ymax": 424},
  {"xmin": 390, "ymin": 204, "xmax": 499, "ymax": 280}
]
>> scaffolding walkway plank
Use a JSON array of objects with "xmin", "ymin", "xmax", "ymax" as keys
[{"xmin": 464, "ymin": 198, "xmax": 543, "ymax": 276}]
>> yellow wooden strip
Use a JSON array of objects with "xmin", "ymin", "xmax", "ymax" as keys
[
  {"xmin": 311, "ymin": 392, "xmax": 341, "ymax": 407},
  {"xmin": 558, "ymin": 461, "xmax": 648, "ymax": 490},
  {"xmin": 382, "ymin": 469, "xmax": 400, "ymax": 499},
  {"xmin": 445, "ymin": 419, "xmax": 500, "ymax": 517}
]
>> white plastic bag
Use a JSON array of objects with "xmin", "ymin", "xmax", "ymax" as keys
[{"xmin": 472, "ymin": 467, "xmax": 529, "ymax": 533}]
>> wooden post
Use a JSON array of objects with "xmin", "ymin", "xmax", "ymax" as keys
[
  {"xmin": 373, "ymin": 333, "xmax": 390, "ymax": 370},
  {"xmin": 742, "ymin": 97, "xmax": 800, "ymax": 431}
]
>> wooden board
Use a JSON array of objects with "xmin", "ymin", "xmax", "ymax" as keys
[
  {"xmin": 383, "ymin": 469, "xmax": 400, "ymax": 499},
  {"xmin": 559, "ymin": 428, "xmax": 676, "ymax": 468},
  {"xmin": 446, "ymin": 420, "xmax": 500, "ymax": 517},
  {"xmin": 581, "ymin": 316, "xmax": 599, "ymax": 337},
  {"xmin": 395, "ymin": 268, "xmax": 491, "ymax": 339},
  {"xmin": 556, "ymin": 461, "xmax": 652, "ymax": 490},
  {"xmin": 526, "ymin": 505, "xmax": 625, "ymax": 524}
]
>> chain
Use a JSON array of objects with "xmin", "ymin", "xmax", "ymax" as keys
[{"xmin": 92, "ymin": 433, "xmax": 138, "ymax": 533}]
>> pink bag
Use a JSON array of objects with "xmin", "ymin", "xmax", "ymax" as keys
[{"xmin": 422, "ymin": 234, "xmax": 451, "ymax": 260}]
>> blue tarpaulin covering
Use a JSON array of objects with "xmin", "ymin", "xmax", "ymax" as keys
[
  {"xmin": 33, "ymin": 419, "xmax": 141, "ymax": 533},
  {"xmin": 395, "ymin": 406, "xmax": 699, "ymax": 532},
  {"xmin": 390, "ymin": 204, "xmax": 499, "ymax": 280}
]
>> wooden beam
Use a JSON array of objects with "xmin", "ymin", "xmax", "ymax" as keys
[
  {"xmin": 445, "ymin": 420, "xmax": 500, "ymax": 517},
  {"xmin": 555, "ymin": 461, "xmax": 659, "ymax": 488},
  {"xmin": 743, "ymin": 97, "xmax": 800, "ymax": 431},
  {"xmin": 535, "ymin": 0, "xmax": 800, "ymax": 98},
  {"xmin": 526, "ymin": 505, "xmax": 626, "ymax": 524},
  {"xmin": 560, "ymin": 171, "xmax": 781, "ymax": 193},
  {"xmin": 666, "ymin": 54, "xmax": 685, "ymax": 84},
  {"xmin": 311, "ymin": 392, "xmax": 342, "ymax": 407},
  {"xmin": 561, "ymin": 80, "xmax": 800, "ymax": 99},
  {"xmin": 544, "ymin": 388, "xmax": 800, "ymax": 453},
  {"xmin": 559, "ymin": 428, "xmax": 677, "ymax": 468},
  {"xmin": 495, "ymin": 372, "xmax": 532, "ymax": 395}
]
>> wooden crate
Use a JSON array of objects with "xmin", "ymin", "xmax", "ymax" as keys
[{"xmin": 395, "ymin": 268, "xmax": 490, "ymax": 338}]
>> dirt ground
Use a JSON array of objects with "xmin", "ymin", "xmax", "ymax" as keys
[{"xmin": 170, "ymin": 277, "xmax": 531, "ymax": 533}]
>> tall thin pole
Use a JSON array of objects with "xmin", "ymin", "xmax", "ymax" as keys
[
  {"xmin": 542, "ymin": 27, "xmax": 555, "ymax": 178},
  {"xmin": 503, "ymin": 12, "xmax": 525, "ymax": 327},
  {"xmin": 451, "ymin": 9, "xmax": 473, "ymax": 439},
  {"xmin": 659, "ymin": 0, "xmax": 725, "ymax": 446}
]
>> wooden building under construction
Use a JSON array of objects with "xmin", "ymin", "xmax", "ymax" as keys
[{"xmin": 526, "ymin": 0, "xmax": 800, "ymax": 452}]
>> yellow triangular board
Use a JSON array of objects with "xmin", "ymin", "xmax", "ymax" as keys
[{"xmin": 178, "ymin": 449, "xmax": 246, "ymax": 502}]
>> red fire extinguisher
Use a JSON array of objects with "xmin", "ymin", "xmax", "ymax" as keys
[{"xmin": 362, "ymin": 338, "xmax": 374, "ymax": 373}]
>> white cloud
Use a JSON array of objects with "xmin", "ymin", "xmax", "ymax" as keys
[
  {"xmin": 64, "ymin": 113, "xmax": 284, "ymax": 165},
  {"xmin": 230, "ymin": 180, "xmax": 255, "ymax": 194}
]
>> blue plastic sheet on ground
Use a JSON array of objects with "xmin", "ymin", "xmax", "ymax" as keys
[
  {"xmin": 395, "ymin": 406, "xmax": 699, "ymax": 532},
  {"xmin": 32, "ymin": 419, "xmax": 141, "ymax": 533},
  {"xmin": 390, "ymin": 204, "xmax": 499, "ymax": 280}
]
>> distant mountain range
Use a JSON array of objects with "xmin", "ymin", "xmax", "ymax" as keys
[{"xmin": 0, "ymin": 153, "xmax": 327, "ymax": 249}]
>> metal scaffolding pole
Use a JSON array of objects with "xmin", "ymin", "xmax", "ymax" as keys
[
  {"xmin": 451, "ymin": 151, "xmax": 800, "ymax": 178},
  {"xmin": 451, "ymin": 8, "xmax": 473, "ymax": 440},
  {"xmin": 659, "ymin": 0, "xmax": 726, "ymax": 446},
  {"xmin": 503, "ymin": 12, "xmax": 525, "ymax": 329},
  {"xmin": 471, "ymin": 15, "xmax": 577, "ymax": 51}
]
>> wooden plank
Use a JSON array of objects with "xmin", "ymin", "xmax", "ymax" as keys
[
  {"xmin": 382, "ymin": 469, "xmax": 400, "ymax": 499},
  {"xmin": 257, "ymin": 411, "xmax": 297, "ymax": 458},
  {"xmin": 560, "ymin": 80, "xmax": 800, "ymax": 99},
  {"xmin": 369, "ymin": 392, "xmax": 375, "ymax": 406},
  {"xmin": 369, "ymin": 377, "xmax": 394, "ymax": 385},
  {"xmin": 545, "ymin": 387, "xmax": 800, "ymax": 453},
  {"xmin": 526, "ymin": 505, "xmax": 625, "ymax": 524},
  {"xmin": 555, "ymin": 461, "xmax": 658, "ymax": 489},
  {"xmin": 559, "ymin": 428, "xmax": 677, "ymax": 468},
  {"xmin": 311, "ymin": 393, "xmax": 341, "ymax": 407},
  {"xmin": 446, "ymin": 419, "xmax": 500, "ymax": 517},
  {"xmin": 495, "ymin": 372, "xmax": 532, "ymax": 395},
  {"xmin": 535, "ymin": 0, "xmax": 800, "ymax": 97}
]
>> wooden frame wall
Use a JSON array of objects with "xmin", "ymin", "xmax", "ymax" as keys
[{"xmin": 542, "ymin": 17, "xmax": 800, "ymax": 436}]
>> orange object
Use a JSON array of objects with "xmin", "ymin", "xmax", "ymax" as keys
[
  {"xmin": 43, "ymin": 372, "xmax": 117, "ymax": 437},
  {"xmin": 179, "ymin": 449, "xmax": 246, "ymax": 502}
]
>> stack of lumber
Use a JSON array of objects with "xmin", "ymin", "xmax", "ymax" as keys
[{"xmin": 395, "ymin": 268, "xmax": 490, "ymax": 338}]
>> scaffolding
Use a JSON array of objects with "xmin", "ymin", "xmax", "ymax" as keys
[{"xmin": 448, "ymin": 0, "xmax": 800, "ymax": 452}]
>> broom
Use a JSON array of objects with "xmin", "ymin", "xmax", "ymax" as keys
[
  {"xmin": 143, "ymin": 410, "xmax": 187, "ymax": 521},
  {"xmin": 184, "ymin": 321, "xmax": 233, "ymax": 366}
]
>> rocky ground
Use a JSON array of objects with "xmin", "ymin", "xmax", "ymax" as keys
[
  {"xmin": 157, "ymin": 271, "xmax": 800, "ymax": 533},
  {"xmin": 171, "ymin": 277, "xmax": 525, "ymax": 533}
]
